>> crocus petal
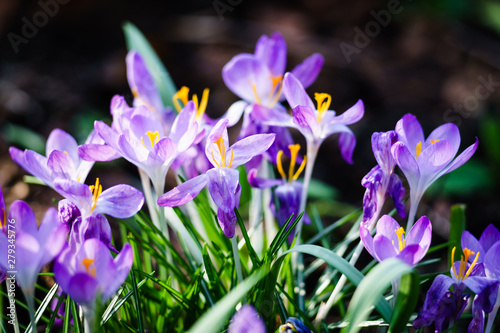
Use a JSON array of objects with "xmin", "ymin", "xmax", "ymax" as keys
[
  {"xmin": 484, "ymin": 242, "xmax": 500, "ymax": 278},
  {"xmin": 82, "ymin": 215, "xmax": 116, "ymax": 253},
  {"xmin": 118, "ymin": 134, "xmax": 145, "ymax": 164},
  {"xmin": 388, "ymin": 174, "xmax": 406, "ymax": 219},
  {"xmin": 66, "ymin": 273, "xmax": 99, "ymax": 305},
  {"xmin": 468, "ymin": 297, "xmax": 485, "ymax": 333},
  {"xmin": 359, "ymin": 225, "xmax": 376, "ymax": 259},
  {"xmin": 169, "ymin": 101, "xmax": 197, "ymax": 150},
  {"xmin": 290, "ymin": 53, "xmax": 324, "ymax": 89},
  {"xmin": 398, "ymin": 244, "xmax": 422, "ymax": 266},
  {"xmin": 8, "ymin": 200, "xmax": 38, "ymax": 235},
  {"xmin": 146, "ymin": 137, "xmax": 177, "ymax": 166},
  {"xmin": 371, "ymin": 131, "xmax": 398, "ymax": 173},
  {"xmin": 373, "ymin": 235, "xmax": 397, "ymax": 261},
  {"xmin": 126, "ymin": 51, "xmax": 163, "ymax": 113},
  {"xmin": 217, "ymin": 208, "xmax": 237, "ymax": 238},
  {"xmin": 157, "ymin": 174, "xmax": 208, "ymax": 207},
  {"xmin": 418, "ymin": 140, "xmax": 455, "ymax": 176},
  {"xmin": 46, "ymin": 129, "xmax": 79, "ymax": 162},
  {"xmin": 130, "ymin": 107, "xmax": 164, "ymax": 144},
  {"xmin": 229, "ymin": 133, "xmax": 275, "ymax": 168},
  {"xmin": 461, "ymin": 231, "xmax": 484, "ymax": 263},
  {"xmin": 395, "ymin": 114, "xmax": 425, "ymax": 154},
  {"xmin": 250, "ymin": 104, "xmax": 294, "ymax": 128},
  {"xmin": 283, "ymin": 72, "xmax": 315, "ymax": 110},
  {"xmin": 222, "ymin": 54, "xmax": 272, "ymax": 103},
  {"xmin": 229, "ymin": 305, "xmax": 266, "ymax": 333},
  {"xmin": 9, "ymin": 147, "xmax": 32, "ymax": 175},
  {"xmin": 425, "ymin": 123, "xmax": 461, "ymax": 157},
  {"xmin": 103, "ymin": 243, "xmax": 133, "ymax": 301},
  {"xmin": 293, "ymin": 105, "xmax": 319, "ymax": 141},
  {"xmin": 437, "ymin": 138, "xmax": 478, "ymax": 177},
  {"xmin": 479, "ymin": 224, "xmax": 500, "ymax": 251},
  {"xmin": 78, "ymin": 143, "xmax": 120, "ymax": 162},
  {"xmin": 54, "ymin": 179, "xmax": 92, "ymax": 213},
  {"xmin": 420, "ymin": 274, "xmax": 455, "ymax": 317},
  {"xmin": 94, "ymin": 185, "xmax": 144, "ymax": 219},
  {"xmin": 224, "ymin": 101, "xmax": 249, "ymax": 127},
  {"xmin": 40, "ymin": 224, "xmax": 68, "ymax": 268},
  {"xmin": 333, "ymin": 99, "xmax": 364, "ymax": 125},
  {"xmin": 94, "ymin": 121, "xmax": 121, "ymax": 151},
  {"xmin": 24, "ymin": 150, "xmax": 53, "ymax": 186},
  {"xmin": 406, "ymin": 216, "xmax": 432, "ymax": 254},
  {"xmin": 391, "ymin": 142, "xmax": 420, "ymax": 189},
  {"xmin": 206, "ymin": 168, "xmax": 239, "ymax": 213},
  {"xmin": 338, "ymin": 130, "xmax": 356, "ymax": 165},
  {"xmin": 47, "ymin": 150, "xmax": 76, "ymax": 180},
  {"xmin": 254, "ymin": 32, "xmax": 287, "ymax": 76},
  {"xmin": 375, "ymin": 215, "xmax": 400, "ymax": 242},
  {"xmin": 463, "ymin": 277, "xmax": 499, "ymax": 313},
  {"xmin": 248, "ymin": 168, "xmax": 282, "ymax": 188},
  {"xmin": 14, "ymin": 233, "xmax": 41, "ymax": 291}
]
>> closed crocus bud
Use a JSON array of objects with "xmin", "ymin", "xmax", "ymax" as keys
[{"xmin": 58, "ymin": 199, "xmax": 80, "ymax": 225}]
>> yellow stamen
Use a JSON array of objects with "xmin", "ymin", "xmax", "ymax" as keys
[
  {"xmin": 63, "ymin": 150, "xmax": 69, "ymax": 155},
  {"xmin": 141, "ymin": 131, "xmax": 160, "ymax": 149},
  {"xmin": 416, "ymin": 141, "xmax": 422, "ymax": 158},
  {"xmin": 82, "ymin": 258, "xmax": 96, "ymax": 277},
  {"xmin": 252, "ymin": 84, "xmax": 262, "ymax": 105},
  {"xmin": 267, "ymin": 75, "xmax": 283, "ymax": 106},
  {"xmin": 451, "ymin": 247, "xmax": 479, "ymax": 281},
  {"xmin": 132, "ymin": 88, "xmax": 139, "ymax": 99},
  {"xmin": 276, "ymin": 150, "xmax": 286, "ymax": 180},
  {"xmin": 288, "ymin": 144, "xmax": 301, "ymax": 180},
  {"xmin": 213, "ymin": 135, "xmax": 231, "ymax": 167},
  {"xmin": 195, "ymin": 88, "xmax": 210, "ymax": 120},
  {"xmin": 395, "ymin": 227, "xmax": 406, "ymax": 252},
  {"xmin": 431, "ymin": 139, "xmax": 440, "ymax": 144},
  {"xmin": 211, "ymin": 150, "xmax": 220, "ymax": 167},
  {"xmin": 314, "ymin": 93, "xmax": 332, "ymax": 123},
  {"xmin": 172, "ymin": 86, "xmax": 190, "ymax": 112},
  {"xmin": 89, "ymin": 178, "xmax": 103, "ymax": 212},
  {"xmin": 291, "ymin": 155, "xmax": 307, "ymax": 181}
]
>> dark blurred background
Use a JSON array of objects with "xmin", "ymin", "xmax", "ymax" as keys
[{"xmin": 1, "ymin": 0, "xmax": 500, "ymax": 247}]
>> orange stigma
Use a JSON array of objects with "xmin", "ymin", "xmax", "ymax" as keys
[
  {"xmin": 314, "ymin": 93, "xmax": 332, "ymax": 123},
  {"xmin": 82, "ymin": 258, "xmax": 96, "ymax": 277}
]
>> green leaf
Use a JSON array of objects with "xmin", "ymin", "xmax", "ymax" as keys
[
  {"xmin": 307, "ymin": 178, "xmax": 338, "ymax": 200},
  {"xmin": 3, "ymin": 123, "xmax": 46, "ymax": 153},
  {"xmin": 341, "ymin": 258, "xmax": 415, "ymax": 333},
  {"xmin": 122, "ymin": 22, "xmax": 178, "ymax": 109},
  {"xmin": 188, "ymin": 268, "xmax": 267, "ymax": 333},
  {"xmin": 25, "ymin": 283, "xmax": 59, "ymax": 332},
  {"xmin": 388, "ymin": 272, "xmax": 420, "ymax": 333},
  {"xmin": 235, "ymin": 208, "xmax": 261, "ymax": 267},
  {"xmin": 448, "ymin": 204, "xmax": 466, "ymax": 269}
]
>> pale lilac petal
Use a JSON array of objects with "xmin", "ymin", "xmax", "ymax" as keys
[
  {"xmin": 373, "ymin": 235, "xmax": 397, "ymax": 261},
  {"xmin": 254, "ymin": 32, "xmax": 287, "ymax": 76},
  {"xmin": 54, "ymin": 179, "xmax": 92, "ymax": 213},
  {"xmin": 376, "ymin": 215, "xmax": 400, "ymax": 243},
  {"xmin": 47, "ymin": 150, "xmax": 76, "ymax": 180},
  {"xmin": 250, "ymin": 104, "xmax": 294, "ymax": 128},
  {"xmin": 126, "ymin": 51, "xmax": 163, "ymax": 113},
  {"xmin": 332, "ymin": 99, "xmax": 364, "ymax": 125},
  {"xmin": 94, "ymin": 185, "xmax": 144, "ymax": 219},
  {"xmin": 425, "ymin": 123, "xmax": 460, "ymax": 157},
  {"xmin": 81, "ymin": 215, "xmax": 116, "ymax": 253},
  {"xmin": 406, "ymin": 216, "xmax": 432, "ymax": 249},
  {"xmin": 395, "ymin": 114, "xmax": 425, "ymax": 155},
  {"xmin": 371, "ymin": 131, "xmax": 397, "ymax": 173},
  {"xmin": 146, "ymin": 137, "xmax": 177, "ymax": 166},
  {"xmin": 461, "ymin": 231, "xmax": 484, "ymax": 263},
  {"xmin": 130, "ymin": 107, "xmax": 164, "ymax": 145},
  {"xmin": 40, "ymin": 224, "xmax": 68, "ymax": 267},
  {"xmin": 283, "ymin": 72, "xmax": 315, "ymax": 110},
  {"xmin": 290, "ymin": 53, "xmax": 324, "ymax": 89},
  {"xmin": 338, "ymin": 130, "xmax": 356, "ymax": 165},
  {"xmin": 391, "ymin": 142, "xmax": 420, "ymax": 189},
  {"xmin": 224, "ymin": 101, "xmax": 249, "ymax": 127},
  {"xmin": 118, "ymin": 135, "xmax": 146, "ymax": 164},
  {"xmin": 222, "ymin": 54, "xmax": 272, "ymax": 103},
  {"xmin": 229, "ymin": 133, "xmax": 275, "ymax": 168},
  {"xmin": 397, "ymin": 244, "xmax": 421, "ymax": 266},
  {"xmin": 14, "ymin": 233, "xmax": 42, "ymax": 291},
  {"xmin": 217, "ymin": 208, "xmax": 237, "ymax": 239},
  {"xmin": 293, "ymin": 105, "xmax": 319, "ymax": 141},
  {"xmin": 78, "ymin": 144, "xmax": 120, "ymax": 162},
  {"xmin": 359, "ymin": 225, "xmax": 376, "ymax": 259},
  {"xmin": 205, "ymin": 119, "xmax": 230, "ymax": 167},
  {"xmin": 418, "ymin": 140, "xmax": 455, "ymax": 176},
  {"xmin": 248, "ymin": 168, "xmax": 282, "ymax": 188},
  {"xmin": 229, "ymin": 305, "xmax": 266, "ymax": 333},
  {"xmin": 157, "ymin": 174, "xmax": 208, "ymax": 207},
  {"xmin": 24, "ymin": 150, "xmax": 53, "ymax": 186},
  {"xmin": 95, "ymin": 121, "xmax": 121, "ymax": 150},
  {"xmin": 437, "ymin": 138, "xmax": 478, "ymax": 177},
  {"xmin": 103, "ymin": 243, "xmax": 133, "ymax": 301},
  {"xmin": 206, "ymin": 168, "xmax": 239, "ymax": 213},
  {"xmin": 9, "ymin": 147, "xmax": 32, "ymax": 175},
  {"xmin": 388, "ymin": 174, "xmax": 406, "ymax": 219},
  {"xmin": 8, "ymin": 200, "xmax": 37, "ymax": 235},
  {"xmin": 46, "ymin": 129, "xmax": 79, "ymax": 162},
  {"xmin": 67, "ymin": 273, "xmax": 99, "ymax": 305},
  {"xmin": 170, "ymin": 101, "xmax": 196, "ymax": 146}
]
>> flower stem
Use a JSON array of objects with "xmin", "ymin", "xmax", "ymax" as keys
[{"xmin": 406, "ymin": 191, "xmax": 421, "ymax": 230}]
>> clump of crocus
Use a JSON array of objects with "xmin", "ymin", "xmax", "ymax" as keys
[
  {"xmin": 414, "ymin": 246, "xmax": 499, "ymax": 332},
  {"xmin": 391, "ymin": 114, "xmax": 478, "ymax": 228},
  {"xmin": 361, "ymin": 131, "xmax": 405, "ymax": 227},
  {"xmin": 248, "ymin": 143, "xmax": 310, "ymax": 242},
  {"xmin": 359, "ymin": 215, "xmax": 431, "ymax": 266},
  {"xmin": 228, "ymin": 305, "xmax": 265, "ymax": 333},
  {"xmin": 158, "ymin": 118, "xmax": 275, "ymax": 238},
  {"xmin": 54, "ymin": 238, "xmax": 133, "ymax": 328}
]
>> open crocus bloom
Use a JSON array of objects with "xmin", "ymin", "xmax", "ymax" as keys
[
  {"xmin": 414, "ymin": 247, "xmax": 499, "ymax": 332},
  {"xmin": 359, "ymin": 215, "xmax": 431, "ymax": 266},
  {"xmin": 391, "ymin": 114, "xmax": 478, "ymax": 227},
  {"xmin": 9, "ymin": 128, "xmax": 100, "ymax": 189},
  {"xmin": 361, "ymin": 131, "xmax": 405, "ymax": 227},
  {"xmin": 54, "ymin": 238, "xmax": 133, "ymax": 307},
  {"xmin": 158, "ymin": 118, "xmax": 275, "ymax": 238},
  {"xmin": 253, "ymin": 72, "xmax": 364, "ymax": 164},
  {"xmin": 0, "ymin": 202, "xmax": 67, "ymax": 296},
  {"xmin": 222, "ymin": 32, "xmax": 324, "ymax": 126}
]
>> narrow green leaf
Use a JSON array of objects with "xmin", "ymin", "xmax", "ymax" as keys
[
  {"xmin": 62, "ymin": 295, "xmax": 71, "ymax": 333},
  {"xmin": 341, "ymin": 258, "xmax": 415, "ymax": 333},
  {"xmin": 188, "ymin": 268, "xmax": 267, "ymax": 333},
  {"xmin": 448, "ymin": 204, "xmax": 466, "ymax": 269},
  {"xmin": 235, "ymin": 208, "xmax": 261, "ymax": 267},
  {"xmin": 130, "ymin": 269, "xmax": 144, "ymax": 333},
  {"xmin": 71, "ymin": 298, "xmax": 82, "ymax": 333},
  {"xmin": 25, "ymin": 283, "xmax": 59, "ymax": 332},
  {"xmin": 388, "ymin": 272, "xmax": 420, "ymax": 333},
  {"xmin": 122, "ymin": 21, "xmax": 177, "ymax": 109}
]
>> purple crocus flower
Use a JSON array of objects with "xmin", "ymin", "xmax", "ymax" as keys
[
  {"xmin": 82, "ymin": 101, "xmax": 199, "ymax": 192},
  {"xmin": 0, "ymin": 202, "xmax": 67, "ymax": 296},
  {"xmin": 9, "ymin": 128, "xmax": 100, "ymax": 189},
  {"xmin": 391, "ymin": 114, "xmax": 478, "ymax": 228},
  {"xmin": 222, "ymin": 32, "xmax": 324, "ymax": 128},
  {"xmin": 228, "ymin": 305, "xmax": 265, "ymax": 333},
  {"xmin": 279, "ymin": 317, "xmax": 312, "ymax": 333},
  {"xmin": 359, "ymin": 215, "xmax": 431, "ymax": 266},
  {"xmin": 253, "ymin": 72, "xmax": 364, "ymax": 165},
  {"xmin": 414, "ymin": 247, "xmax": 499, "ymax": 333},
  {"xmin": 248, "ymin": 143, "xmax": 310, "ymax": 242},
  {"xmin": 54, "ymin": 238, "xmax": 133, "ymax": 308},
  {"xmin": 361, "ymin": 131, "xmax": 405, "ymax": 227},
  {"xmin": 157, "ymin": 118, "xmax": 275, "ymax": 238}
]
